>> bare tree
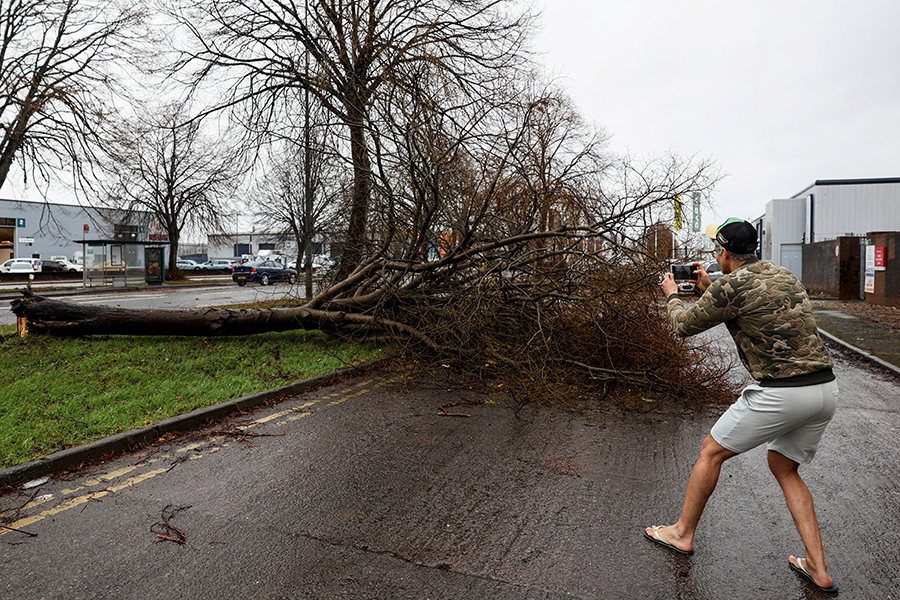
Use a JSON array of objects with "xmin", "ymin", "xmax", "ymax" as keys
[
  {"xmin": 251, "ymin": 138, "xmax": 344, "ymax": 294},
  {"xmin": 0, "ymin": 0, "xmax": 146, "ymax": 192},
  {"xmin": 98, "ymin": 102, "xmax": 242, "ymax": 270},
  {"xmin": 170, "ymin": 0, "xmax": 534, "ymax": 276},
  {"xmin": 502, "ymin": 85, "xmax": 611, "ymax": 235}
]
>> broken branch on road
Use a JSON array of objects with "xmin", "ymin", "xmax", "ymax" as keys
[
  {"xmin": 151, "ymin": 505, "xmax": 191, "ymax": 545},
  {"xmin": 208, "ymin": 429, "xmax": 287, "ymax": 449},
  {"xmin": 0, "ymin": 523, "xmax": 38, "ymax": 537},
  {"xmin": 438, "ymin": 403, "xmax": 472, "ymax": 418}
]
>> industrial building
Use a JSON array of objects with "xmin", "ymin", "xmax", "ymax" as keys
[
  {"xmin": 0, "ymin": 198, "xmax": 158, "ymax": 264},
  {"xmin": 207, "ymin": 231, "xmax": 329, "ymax": 263},
  {"xmin": 753, "ymin": 177, "xmax": 900, "ymax": 277}
]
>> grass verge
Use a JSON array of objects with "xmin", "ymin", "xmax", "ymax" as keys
[{"xmin": 0, "ymin": 325, "xmax": 383, "ymax": 468}]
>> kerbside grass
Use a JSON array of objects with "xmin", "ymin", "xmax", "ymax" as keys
[{"xmin": 0, "ymin": 325, "xmax": 383, "ymax": 468}]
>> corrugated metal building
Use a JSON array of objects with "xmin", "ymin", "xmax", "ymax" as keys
[
  {"xmin": 0, "ymin": 198, "xmax": 155, "ymax": 264},
  {"xmin": 753, "ymin": 177, "xmax": 900, "ymax": 278}
]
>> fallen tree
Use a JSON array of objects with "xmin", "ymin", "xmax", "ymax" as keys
[
  {"xmin": 10, "ymin": 223, "xmax": 739, "ymax": 410},
  {"xmin": 10, "ymin": 74, "xmax": 737, "ymax": 408}
]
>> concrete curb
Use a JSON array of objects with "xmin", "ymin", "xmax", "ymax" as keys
[
  {"xmin": 818, "ymin": 328, "xmax": 900, "ymax": 377},
  {"xmin": 0, "ymin": 357, "xmax": 388, "ymax": 488}
]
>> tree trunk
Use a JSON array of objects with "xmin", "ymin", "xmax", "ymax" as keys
[
  {"xmin": 168, "ymin": 229, "xmax": 180, "ymax": 272},
  {"xmin": 10, "ymin": 290, "xmax": 320, "ymax": 337},
  {"xmin": 339, "ymin": 113, "xmax": 372, "ymax": 279},
  {"xmin": 0, "ymin": 105, "xmax": 31, "ymax": 189}
]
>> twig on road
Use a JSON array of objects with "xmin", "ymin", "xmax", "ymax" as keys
[
  {"xmin": 0, "ymin": 523, "xmax": 37, "ymax": 537},
  {"xmin": 207, "ymin": 429, "xmax": 287, "ymax": 449},
  {"xmin": 438, "ymin": 403, "xmax": 471, "ymax": 418},
  {"xmin": 151, "ymin": 505, "xmax": 191, "ymax": 545}
]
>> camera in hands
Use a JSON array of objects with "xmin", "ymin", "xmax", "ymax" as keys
[{"xmin": 671, "ymin": 264, "xmax": 695, "ymax": 281}]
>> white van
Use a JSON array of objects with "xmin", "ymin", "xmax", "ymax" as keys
[{"xmin": 0, "ymin": 258, "xmax": 42, "ymax": 273}]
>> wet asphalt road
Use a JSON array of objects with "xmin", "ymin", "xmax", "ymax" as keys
[{"xmin": 2, "ymin": 333, "xmax": 900, "ymax": 599}]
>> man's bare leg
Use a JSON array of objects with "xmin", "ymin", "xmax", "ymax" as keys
[
  {"xmin": 767, "ymin": 450, "xmax": 835, "ymax": 589},
  {"xmin": 645, "ymin": 434, "xmax": 738, "ymax": 552}
]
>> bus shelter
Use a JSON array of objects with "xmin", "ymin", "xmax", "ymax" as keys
[{"xmin": 75, "ymin": 239, "xmax": 170, "ymax": 287}]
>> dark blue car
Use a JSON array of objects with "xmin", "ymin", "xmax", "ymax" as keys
[{"xmin": 232, "ymin": 260, "xmax": 298, "ymax": 286}]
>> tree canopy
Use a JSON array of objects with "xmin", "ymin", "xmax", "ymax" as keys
[{"xmin": 0, "ymin": 0, "xmax": 146, "ymax": 193}]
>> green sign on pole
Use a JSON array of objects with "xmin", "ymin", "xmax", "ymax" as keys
[{"xmin": 692, "ymin": 192, "xmax": 701, "ymax": 232}]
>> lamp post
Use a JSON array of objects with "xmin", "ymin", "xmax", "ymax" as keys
[{"xmin": 303, "ymin": 0, "xmax": 314, "ymax": 298}]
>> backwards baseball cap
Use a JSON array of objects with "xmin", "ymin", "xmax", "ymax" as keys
[{"xmin": 705, "ymin": 217, "xmax": 758, "ymax": 254}]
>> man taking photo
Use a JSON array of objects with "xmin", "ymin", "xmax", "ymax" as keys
[{"xmin": 644, "ymin": 217, "xmax": 839, "ymax": 593}]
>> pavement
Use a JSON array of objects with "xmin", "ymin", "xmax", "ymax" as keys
[{"xmin": 813, "ymin": 305, "xmax": 900, "ymax": 376}]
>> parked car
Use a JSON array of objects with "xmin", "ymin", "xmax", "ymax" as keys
[
  {"xmin": 232, "ymin": 259, "xmax": 298, "ymax": 286},
  {"xmin": 287, "ymin": 255, "xmax": 335, "ymax": 272},
  {"xmin": 40, "ymin": 260, "xmax": 68, "ymax": 272},
  {"xmin": 7, "ymin": 261, "xmax": 35, "ymax": 274},
  {"xmin": 200, "ymin": 258, "xmax": 237, "ymax": 271},
  {"xmin": 176, "ymin": 259, "xmax": 202, "ymax": 270},
  {"xmin": 56, "ymin": 258, "xmax": 83, "ymax": 272}
]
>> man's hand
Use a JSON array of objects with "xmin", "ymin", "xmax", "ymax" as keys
[
  {"xmin": 692, "ymin": 262, "xmax": 713, "ymax": 292},
  {"xmin": 661, "ymin": 272, "xmax": 679, "ymax": 297}
]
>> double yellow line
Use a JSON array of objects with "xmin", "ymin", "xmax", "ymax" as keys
[{"xmin": 1, "ymin": 377, "xmax": 389, "ymax": 537}]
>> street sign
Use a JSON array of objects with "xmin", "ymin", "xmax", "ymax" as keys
[
  {"xmin": 83, "ymin": 224, "xmax": 89, "ymax": 233},
  {"xmin": 18, "ymin": 237, "xmax": 34, "ymax": 244},
  {"xmin": 17, "ymin": 218, "xmax": 25, "ymax": 227}
]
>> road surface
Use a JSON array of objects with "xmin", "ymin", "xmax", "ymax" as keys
[{"xmin": 1, "ymin": 330, "xmax": 898, "ymax": 598}]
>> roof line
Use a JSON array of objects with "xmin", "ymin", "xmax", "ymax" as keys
[{"xmin": 793, "ymin": 176, "xmax": 900, "ymax": 198}]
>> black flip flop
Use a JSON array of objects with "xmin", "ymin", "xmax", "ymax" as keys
[{"xmin": 790, "ymin": 557, "xmax": 840, "ymax": 593}]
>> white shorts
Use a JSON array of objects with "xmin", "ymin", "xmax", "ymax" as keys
[{"xmin": 710, "ymin": 380, "xmax": 837, "ymax": 464}]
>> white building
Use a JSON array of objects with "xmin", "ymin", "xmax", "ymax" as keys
[
  {"xmin": 753, "ymin": 177, "xmax": 900, "ymax": 277},
  {"xmin": 207, "ymin": 231, "xmax": 330, "ymax": 262}
]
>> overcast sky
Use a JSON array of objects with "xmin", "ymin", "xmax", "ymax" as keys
[
  {"xmin": 8, "ymin": 0, "xmax": 899, "ymax": 236},
  {"xmin": 533, "ymin": 0, "xmax": 900, "ymax": 227}
]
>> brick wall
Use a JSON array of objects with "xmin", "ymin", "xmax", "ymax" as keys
[
  {"xmin": 802, "ymin": 237, "xmax": 861, "ymax": 301},
  {"xmin": 867, "ymin": 232, "xmax": 900, "ymax": 307}
]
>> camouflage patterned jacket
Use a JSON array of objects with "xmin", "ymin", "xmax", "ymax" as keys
[{"xmin": 666, "ymin": 259, "xmax": 833, "ymax": 382}]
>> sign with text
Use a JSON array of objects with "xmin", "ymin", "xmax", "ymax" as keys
[
  {"xmin": 865, "ymin": 245, "xmax": 875, "ymax": 294},
  {"xmin": 692, "ymin": 192, "xmax": 701, "ymax": 232},
  {"xmin": 874, "ymin": 247, "xmax": 886, "ymax": 271}
]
